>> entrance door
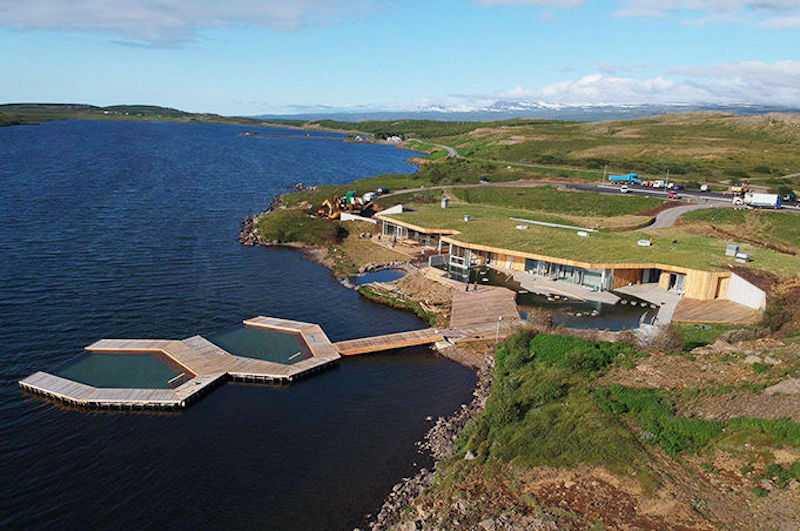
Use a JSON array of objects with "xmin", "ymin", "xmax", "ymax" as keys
[{"xmin": 668, "ymin": 273, "xmax": 686, "ymax": 293}]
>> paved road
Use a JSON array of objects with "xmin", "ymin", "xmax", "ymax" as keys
[
  {"xmin": 638, "ymin": 203, "xmax": 717, "ymax": 231},
  {"xmin": 380, "ymin": 178, "xmax": 800, "ymax": 214},
  {"xmin": 407, "ymin": 138, "xmax": 460, "ymax": 158}
]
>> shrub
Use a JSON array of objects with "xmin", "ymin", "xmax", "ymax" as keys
[{"xmin": 762, "ymin": 294, "xmax": 794, "ymax": 332}]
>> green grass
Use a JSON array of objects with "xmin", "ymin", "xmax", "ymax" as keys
[
  {"xmin": 0, "ymin": 103, "xmax": 310, "ymax": 129},
  {"xmin": 681, "ymin": 208, "xmax": 800, "ymax": 250},
  {"xmin": 433, "ymin": 329, "xmax": 800, "ymax": 508},
  {"xmin": 307, "ymin": 118, "xmax": 542, "ymax": 139},
  {"xmin": 752, "ymin": 362, "xmax": 772, "ymax": 374},
  {"xmin": 596, "ymin": 385, "xmax": 800, "ymax": 455},
  {"xmin": 254, "ymin": 208, "xmax": 346, "ymax": 246},
  {"xmin": 381, "ymin": 202, "xmax": 800, "ymax": 274},
  {"xmin": 596, "ymin": 385, "xmax": 723, "ymax": 454},
  {"xmin": 357, "ymin": 285, "xmax": 439, "ymax": 326},
  {"xmin": 457, "ymin": 331, "xmax": 651, "ymax": 475},
  {"xmin": 450, "ymin": 186, "xmax": 664, "ymax": 217},
  {"xmin": 681, "ymin": 208, "xmax": 749, "ymax": 225},
  {"xmin": 673, "ymin": 323, "xmax": 741, "ymax": 351},
  {"xmin": 431, "ymin": 113, "xmax": 800, "ymax": 184}
]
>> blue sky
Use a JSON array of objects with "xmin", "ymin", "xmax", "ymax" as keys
[{"xmin": 1, "ymin": 0, "xmax": 798, "ymax": 115}]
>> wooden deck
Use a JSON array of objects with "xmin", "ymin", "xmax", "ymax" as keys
[
  {"xmin": 672, "ymin": 298, "xmax": 761, "ymax": 324},
  {"xmin": 449, "ymin": 284, "xmax": 522, "ymax": 330},
  {"xmin": 19, "ymin": 317, "xmax": 341, "ymax": 410},
  {"xmin": 334, "ymin": 328, "xmax": 443, "ymax": 356}
]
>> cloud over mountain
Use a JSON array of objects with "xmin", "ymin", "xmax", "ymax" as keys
[{"xmin": 423, "ymin": 61, "xmax": 800, "ymax": 111}]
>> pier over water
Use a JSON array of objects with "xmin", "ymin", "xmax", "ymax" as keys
[{"xmin": 19, "ymin": 316, "xmax": 443, "ymax": 409}]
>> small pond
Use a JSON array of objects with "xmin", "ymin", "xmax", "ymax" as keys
[{"xmin": 352, "ymin": 269, "xmax": 406, "ymax": 286}]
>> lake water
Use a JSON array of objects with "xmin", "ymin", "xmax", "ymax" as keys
[{"xmin": 0, "ymin": 120, "xmax": 476, "ymax": 529}]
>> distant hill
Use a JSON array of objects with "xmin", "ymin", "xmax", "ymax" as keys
[
  {"xmin": 0, "ymin": 103, "xmax": 288, "ymax": 128},
  {"xmin": 253, "ymin": 103, "xmax": 800, "ymax": 123}
]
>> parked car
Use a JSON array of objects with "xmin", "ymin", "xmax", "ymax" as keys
[
  {"xmin": 667, "ymin": 190, "xmax": 681, "ymax": 199},
  {"xmin": 375, "ymin": 187, "xmax": 390, "ymax": 195},
  {"xmin": 672, "ymin": 184, "xmax": 684, "ymax": 191},
  {"xmin": 700, "ymin": 184, "xmax": 710, "ymax": 192},
  {"xmin": 619, "ymin": 185, "xmax": 630, "ymax": 193},
  {"xmin": 479, "ymin": 175, "xmax": 490, "ymax": 183}
]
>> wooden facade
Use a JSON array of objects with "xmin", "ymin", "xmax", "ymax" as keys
[{"xmin": 376, "ymin": 215, "xmax": 733, "ymax": 302}]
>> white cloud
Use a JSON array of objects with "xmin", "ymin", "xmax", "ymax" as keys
[
  {"xmin": 476, "ymin": 0, "xmax": 585, "ymax": 6},
  {"xmin": 759, "ymin": 15, "xmax": 800, "ymax": 28},
  {"xmin": 0, "ymin": 0, "xmax": 383, "ymax": 46},
  {"xmin": 429, "ymin": 60, "xmax": 800, "ymax": 109},
  {"xmin": 616, "ymin": 0, "xmax": 800, "ymax": 27}
]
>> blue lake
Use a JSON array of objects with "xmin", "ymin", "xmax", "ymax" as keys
[{"xmin": 0, "ymin": 120, "xmax": 475, "ymax": 529}]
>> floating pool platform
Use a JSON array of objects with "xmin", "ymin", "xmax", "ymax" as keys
[
  {"xmin": 19, "ymin": 316, "xmax": 444, "ymax": 410},
  {"xmin": 19, "ymin": 317, "xmax": 342, "ymax": 410}
]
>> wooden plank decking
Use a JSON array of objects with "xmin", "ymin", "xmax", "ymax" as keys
[
  {"xmin": 20, "ymin": 317, "xmax": 341, "ymax": 409},
  {"xmin": 334, "ymin": 328, "xmax": 443, "ymax": 356},
  {"xmin": 672, "ymin": 298, "xmax": 761, "ymax": 324},
  {"xmin": 450, "ymin": 285, "xmax": 522, "ymax": 330}
]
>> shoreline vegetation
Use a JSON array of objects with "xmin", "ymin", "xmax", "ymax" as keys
[{"xmin": 370, "ymin": 326, "xmax": 800, "ymax": 529}]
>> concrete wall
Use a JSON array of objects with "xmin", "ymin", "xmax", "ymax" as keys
[
  {"xmin": 725, "ymin": 273, "xmax": 767, "ymax": 310},
  {"xmin": 340, "ymin": 213, "xmax": 377, "ymax": 224}
]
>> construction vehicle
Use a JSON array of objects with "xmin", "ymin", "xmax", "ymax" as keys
[
  {"xmin": 724, "ymin": 182, "xmax": 751, "ymax": 196},
  {"xmin": 318, "ymin": 191, "xmax": 375, "ymax": 220},
  {"xmin": 609, "ymin": 173, "xmax": 640, "ymax": 184}
]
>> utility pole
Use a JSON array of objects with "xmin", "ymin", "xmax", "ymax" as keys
[
  {"xmin": 602, "ymin": 165, "xmax": 607, "ymax": 184},
  {"xmin": 495, "ymin": 316, "xmax": 503, "ymax": 343}
]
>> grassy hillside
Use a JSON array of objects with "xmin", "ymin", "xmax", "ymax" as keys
[
  {"xmin": 449, "ymin": 185, "xmax": 664, "ymax": 217},
  {"xmin": 680, "ymin": 208, "xmax": 800, "ymax": 253},
  {"xmin": 405, "ymin": 330, "xmax": 800, "ymax": 529},
  {"xmin": 308, "ymin": 113, "xmax": 800, "ymax": 188}
]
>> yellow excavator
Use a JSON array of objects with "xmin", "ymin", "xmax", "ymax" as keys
[
  {"xmin": 318, "ymin": 191, "xmax": 375, "ymax": 220},
  {"xmin": 320, "ymin": 199, "xmax": 341, "ymax": 220}
]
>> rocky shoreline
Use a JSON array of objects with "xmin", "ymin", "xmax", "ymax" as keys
[{"xmin": 365, "ymin": 349, "xmax": 495, "ymax": 531}]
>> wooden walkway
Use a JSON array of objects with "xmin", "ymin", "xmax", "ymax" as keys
[
  {"xmin": 672, "ymin": 298, "xmax": 761, "ymax": 324},
  {"xmin": 19, "ymin": 286, "xmax": 525, "ymax": 410},
  {"xmin": 334, "ymin": 328, "xmax": 443, "ymax": 356},
  {"xmin": 19, "ymin": 317, "xmax": 341, "ymax": 410}
]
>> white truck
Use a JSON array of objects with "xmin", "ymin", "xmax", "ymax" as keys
[{"xmin": 733, "ymin": 192, "xmax": 781, "ymax": 209}]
